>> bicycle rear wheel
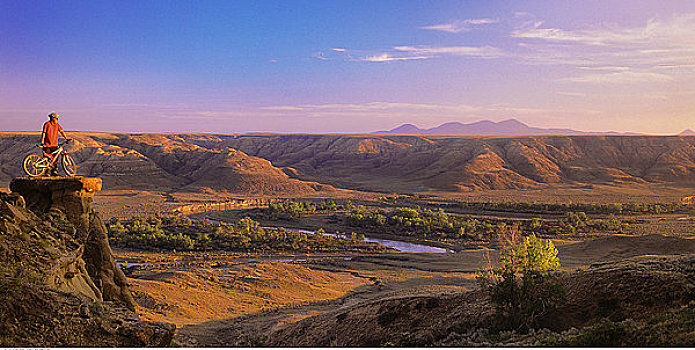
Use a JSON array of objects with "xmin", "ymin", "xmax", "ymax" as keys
[
  {"xmin": 23, "ymin": 154, "xmax": 48, "ymax": 177},
  {"xmin": 62, "ymin": 154, "xmax": 77, "ymax": 176}
]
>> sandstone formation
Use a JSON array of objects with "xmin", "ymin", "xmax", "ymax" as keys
[{"xmin": 0, "ymin": 176, "xmax": 174, "ymax": 346}]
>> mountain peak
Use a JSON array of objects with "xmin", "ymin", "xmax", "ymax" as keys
[
  {"xmin": 498, "ymin": 118, "xmax": 526, "ymax": 126},
  {"xmin": 376, "ymin": 123, "xmax": 424, "ymax": 134},
  {"xmin": 377, "ymin": 119, "xmax": 584, "ymax": 135},
  {"xmin": 679, "ymin": 129, "xmax": 695, "ymax": 136}
]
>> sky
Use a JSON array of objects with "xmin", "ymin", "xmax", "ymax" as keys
[{"xmin": 2, "ymin": 0, "xmax": 695, "ymax": 134}]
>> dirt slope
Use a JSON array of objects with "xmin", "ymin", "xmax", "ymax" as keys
[
  {"xmin": 264, "ymin": 253, "xmax": 695, "ymax": 346},
  {"xmin": 127, "ymin": 262, "xmax": 367, "ymax": 326}
]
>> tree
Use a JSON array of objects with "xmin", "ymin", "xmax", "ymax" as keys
[{"xmin": 477, "ymin": 226, "xmax": 564, "ymax": 331}]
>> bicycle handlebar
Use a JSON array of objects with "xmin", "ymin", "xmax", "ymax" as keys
[{"xmin": 38, "ymin": 139, "xmax": 72, "ymax": 148}]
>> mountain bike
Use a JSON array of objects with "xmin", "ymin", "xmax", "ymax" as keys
[{"xmin": 22, "ymin": 139, "xmax": 77, "ymax": 177}]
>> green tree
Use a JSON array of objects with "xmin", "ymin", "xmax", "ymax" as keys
[{"xmin": 477, "ymin": 227, "xmax": 564, "ymax": 331}]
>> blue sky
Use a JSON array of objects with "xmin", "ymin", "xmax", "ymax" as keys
[{"xmin": 2, "ymin": 0, "xmax": 695, "ymax": 133}]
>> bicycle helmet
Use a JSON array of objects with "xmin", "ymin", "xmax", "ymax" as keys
[{"xmin": 48, "ymin": 112, "xmax": 59, "ymax": 119}]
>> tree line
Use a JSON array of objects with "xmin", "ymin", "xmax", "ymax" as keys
[
  {"xmin": 443, "ymin": 201, "xmax": 688, "ymax": 215},
  {"xmin": 265, "ymin": 200, "xmax": 353, "ymax": 220},
  {"xmin": 342, "ymin": 206, "xmax": 626, "ymax": 241},
  {"xmin": 107, "ymin": 215, "xmax": 386, "ymax": 253}
]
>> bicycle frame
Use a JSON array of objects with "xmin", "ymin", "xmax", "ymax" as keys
[{"xmin": 44, "ymin": 146, "xmax": 66, "ymax": 166}]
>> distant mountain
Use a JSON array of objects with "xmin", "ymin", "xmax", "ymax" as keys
[
  {"xmin": 387, "ymin": 123, "xmax": 423, "ymax": 134},
  {"xmin": 376, "ymin": 119, "xmax": 620, "ymax": 136},
  {"xmin": 680, "ymin": 129, "xmax": 695, "ymax": 136}
]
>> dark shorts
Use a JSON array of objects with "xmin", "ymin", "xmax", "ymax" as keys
[
  {"xmin": 43, "ymin": 147, "xmax": 59, "ymax": 163},
  {"xmin": 43, "ymin": 146, "xmax": 58, "ymax": 155}
]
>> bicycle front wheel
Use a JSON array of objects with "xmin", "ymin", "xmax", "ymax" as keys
[
  {"xmin": 23, "ymin": 154, "xmax": 48, "ymax": 177},
  {"xmin": 62, "ymin": 154, "xmax": 77, "ymax": 176}
]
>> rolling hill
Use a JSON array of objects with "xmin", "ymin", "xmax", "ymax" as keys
[
  {"xmin": 0, "ymin": 133, "xmax": 333, "ymax": 196},
  {"xmin": 2, "ymin": 132, "xmax": 694, "ymax": 194}
]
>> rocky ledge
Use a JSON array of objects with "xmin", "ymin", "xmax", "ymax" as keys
[{"xmin": 0, "ymin": 176, "xmax": 175, "ymax": 347}]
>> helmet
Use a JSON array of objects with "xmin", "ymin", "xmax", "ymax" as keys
[{"xmin": 48, "ymin": 112, "xmax": 59, "ymax": 119}]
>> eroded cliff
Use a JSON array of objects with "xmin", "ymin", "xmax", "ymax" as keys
[{"xmin": 0, "ymin": 176, "xmax": 174, "ymax": 347}]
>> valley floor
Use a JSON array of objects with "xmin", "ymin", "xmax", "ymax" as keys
[
  {"xmin": 96, "ymin": 180, "xmax": 695, "ymax": 346},
  {"xmin": 114, "ymin": 233, "xmax": 695, "ymax": 346}
]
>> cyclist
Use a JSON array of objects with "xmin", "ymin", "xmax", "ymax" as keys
[{"xmin": 40, "ymin": 112, "xmax": 71, "ymax": 176}]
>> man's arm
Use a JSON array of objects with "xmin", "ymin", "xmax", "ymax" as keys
[
  {"xmin": 40, "ymin": 124, "xmax": 48, "ymax": 145},
  {"xmin": 58, "ymin": 124, "xmax": 70, "ymax": 140}
]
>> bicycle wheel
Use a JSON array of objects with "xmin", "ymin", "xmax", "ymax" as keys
[
  {"xmin": 23, "ymin": 154, "xmax": 48, "ymax": 177},
  {"xmin": 62, "ymin": 154, "xmax": 77, "ymax": 176}
]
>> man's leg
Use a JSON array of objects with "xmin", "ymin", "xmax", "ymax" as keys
[
  {"xmin": 49, "ymin": 163, "xmax": 59, "ymax": 176},
  {"xmin": 43, "ymin": 147, "xmax": 59, "ymax": 176}
]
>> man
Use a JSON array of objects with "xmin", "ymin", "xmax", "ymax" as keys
[{"xmin": 40, "ymin": 112, "xmax": 71, "ymax": 176}]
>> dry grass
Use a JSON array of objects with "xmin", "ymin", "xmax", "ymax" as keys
[{"xmin": 128, "ymin": 262, "xmax": 369, "ymax": 326}]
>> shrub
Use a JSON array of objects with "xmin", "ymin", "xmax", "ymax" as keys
[{"xmin": 477, "ymin": 227, "xmax": 564, "ymax": 332}]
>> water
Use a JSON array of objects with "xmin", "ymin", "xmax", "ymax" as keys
[{"xmin": 287, "ymin": 228, "xmax": 452, "ymax": 253}]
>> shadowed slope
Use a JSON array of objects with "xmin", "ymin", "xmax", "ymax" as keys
[{"xmin": 2, "ymin": 132, "xmax": 694, "ymax": 194}]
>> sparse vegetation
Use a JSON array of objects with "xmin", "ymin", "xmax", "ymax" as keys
[
  {"xmin": 542, "ymin": 301, "xmax": 695, "ymax": 346},
  {"xmin": 107, "ymin": 215, "xmax": 386, "ymax": 253}
]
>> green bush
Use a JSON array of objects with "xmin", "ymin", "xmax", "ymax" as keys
[
  {"xmin": 564, "ymin": 319, "xmax": 635, "ymax": 346},
  {"xmin": 477, "ymin": 228, "xmax": 564, "ymax": 331}
]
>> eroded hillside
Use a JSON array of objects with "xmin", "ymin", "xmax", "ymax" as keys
[
  {"xmin": 184, "ymin": 134, "xmax": 695, "ymax": 192},
  {"xmin": 2, "ymin": 133, "xmax": 694, "ymax": 195},
  {"xmin": 0, "ymin": 133, "xmax": 334, "ymax": 196}
]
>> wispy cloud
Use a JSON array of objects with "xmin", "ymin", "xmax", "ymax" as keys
[
  {"xmin": 420, "ymin": 18, "xmax": 499, "ymax": 33},
  {"xmin": 319, "ymin": 13, "xmax": 695, "ymax": 87},
  {"xmin": 565, "ymin": 71, "xmax": 674, "ymax": 84},
  {"xmin": 513, "ymin": 14, "xmax": 695, "ymax": 47},
  {"xmin": 333, "ymin": 45, "xmax": 505, "ymax": 63},
  {"xmin": 258, "ymin": 101, "xmax": 561, "ymax": 120},
  {"xmin": 312, "ymin": 52, "xmax": 329, "ymax": 61},
  {"xmin": 557, "ymin": 91, "xmax": 586, "ymax": 97},
  {"xmin": 359, "ymin": 53, "xmax": 430, "ymax": 62},
  {"xmin": 510, "ymin": 13, "xmax": 695, "ymax": 84},
  {"xmin": 578, "ymin": 66, "xmax": 630, "ymax": 72},
  {"xmin": 393, "ymin": 45, "xmax": 504, "ymax": 58}
]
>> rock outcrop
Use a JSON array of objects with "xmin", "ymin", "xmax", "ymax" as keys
[{"xmin": 0, "ymin": 176, "xmax": 174, "ymax": 347}]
